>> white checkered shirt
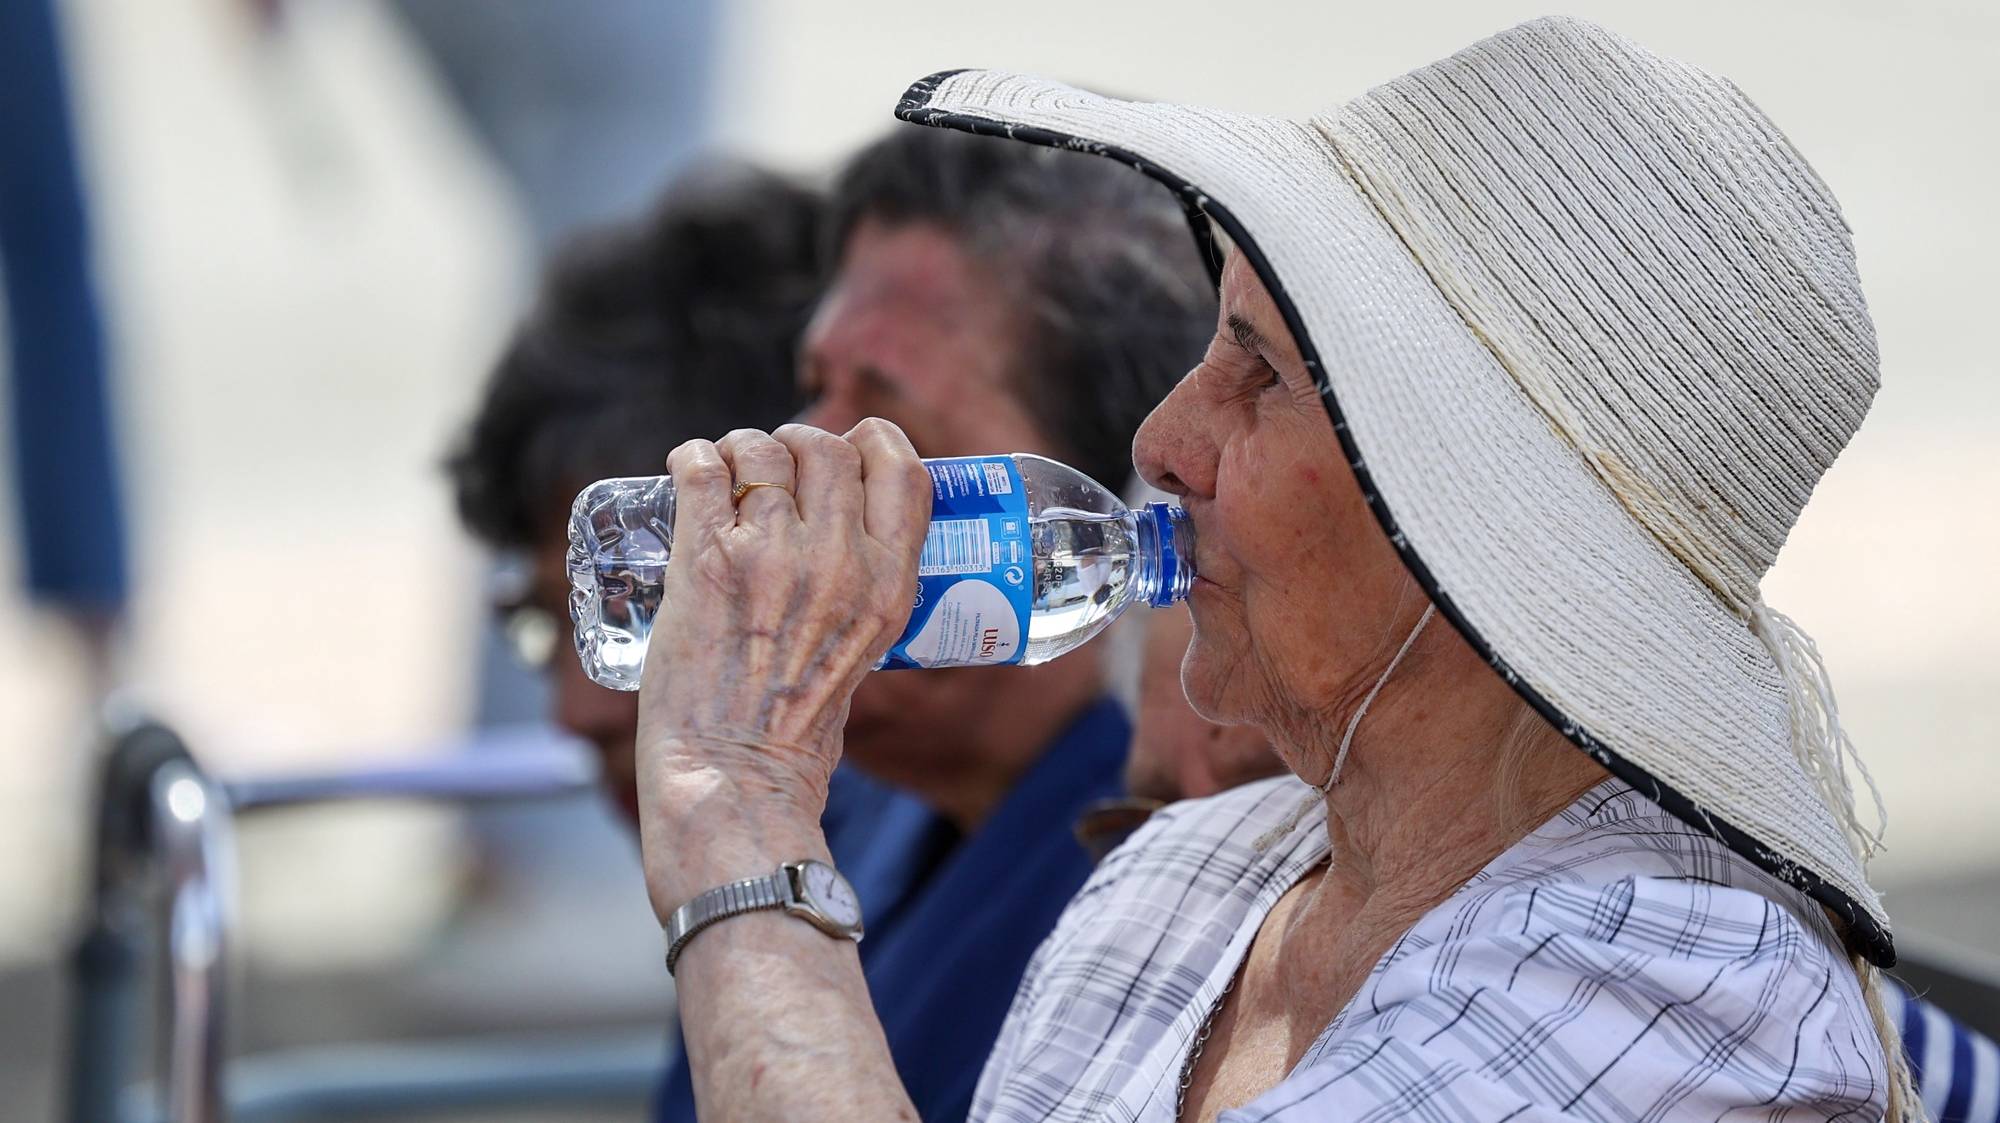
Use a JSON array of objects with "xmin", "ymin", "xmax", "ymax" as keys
[{"xmin": 970, "ymin": 776, "xmax": 1885, "ymax": 1122}]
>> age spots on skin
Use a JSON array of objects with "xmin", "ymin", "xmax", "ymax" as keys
[{"xmin": 1293, "ymin": 467, "xmax": 1322, "ymax": 542}]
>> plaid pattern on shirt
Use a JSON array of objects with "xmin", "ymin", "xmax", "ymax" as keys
[{"xmin": 970, "ymin": 776, "xmax": 1886, "ymax": 1122}]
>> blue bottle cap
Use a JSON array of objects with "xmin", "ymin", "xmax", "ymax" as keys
[{"xmin": 1146, "ymin": 502, "xmax": 1180, "ymax": 607}]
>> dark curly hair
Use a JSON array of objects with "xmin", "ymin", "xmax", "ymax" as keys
[
  {"xmin": 448, "ymin": 164, "xmax": 819, "ymax": 548},
  {"xmin": 826, "ymin": 126, "xmax": 1217, "ymax": 491}
]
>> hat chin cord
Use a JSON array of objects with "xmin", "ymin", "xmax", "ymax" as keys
[
  {"xmin": 1254, "ymin": 604, "xmax": 1435, "ymax": 852},
  {"xmin": 1318, "ymin": 603, "xmax": 1437, "ymax": 795}
]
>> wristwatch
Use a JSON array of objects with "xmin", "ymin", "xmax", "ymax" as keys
[{"xmin": 663, "ymin": 859, "xmax": 864, "ymax": 975}]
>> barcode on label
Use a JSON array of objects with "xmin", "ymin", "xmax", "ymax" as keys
[
  {"xmin": 981, "ymin": 462, "xmax": 1013, "ymax": 495},
  {"xmin": 919, "ymin": 518, "xmax": 993, "ymax": 576}
]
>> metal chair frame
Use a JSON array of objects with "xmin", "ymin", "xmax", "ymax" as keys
[{"xmin": 63, "ymin": 718, "xmax": 663, "ymax": 1123}]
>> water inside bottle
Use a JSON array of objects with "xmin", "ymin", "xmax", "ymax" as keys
[
  {"xmin": 567, "ymin": 560, "xmax": 664, "ymax": 687},
  {"xmin": 566, "ymin": 493, "xmax": 672, "ymax": 690},
  {"xmin": 1023, "ymin": 507, "xmax": 1140, "ymax": 664}
]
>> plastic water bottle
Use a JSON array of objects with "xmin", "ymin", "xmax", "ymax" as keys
[{"xmin": 566, "ymin": 453, "xmax": 1196, "ymax": 690}]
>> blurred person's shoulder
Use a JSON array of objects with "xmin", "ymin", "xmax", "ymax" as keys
[
  {"xmin": 1087, "ymin": 776, "xmax": 1324, "ymax": 892},
  {"xmin": 1037, "ymin": 776, "xmax": 1327, "ymax": 963}
]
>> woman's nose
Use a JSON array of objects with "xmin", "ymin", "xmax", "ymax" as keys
[{"xmin": 1133, "ymin": 369, "xmax": 1215, "ymax": 500}]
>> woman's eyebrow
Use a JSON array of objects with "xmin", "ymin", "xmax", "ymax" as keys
[{"xmin": 1226, "ymin": 312, "xmax": 1269, "ymax": 355}]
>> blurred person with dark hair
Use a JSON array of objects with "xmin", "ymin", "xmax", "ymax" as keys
[
  {"xmin": 448, "ymin": 163, "xmax": 936, "ymax": 997},
  {"xmin": 450, "ymin": 164, "xmax": 824, "ymax": 817},
  {"xmin": 648, "ymin": 125, "xmax": 1217, "ymax": 1123}
]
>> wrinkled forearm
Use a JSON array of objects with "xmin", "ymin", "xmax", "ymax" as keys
[
  {"xmin": 675, "ymin": 908, "xmax": 917, "ymax": 1123},
  {"xmin": 642, "ymin": 782, "xmax": 916, "ymax": 1123}
]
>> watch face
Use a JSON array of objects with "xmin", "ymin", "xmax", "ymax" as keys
[{"xmin": 798, "ymin": 861, "xmax": 862, "ymax": 929}]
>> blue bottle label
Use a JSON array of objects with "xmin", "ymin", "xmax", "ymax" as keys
[{"xmin": 881, "ymin": 456, "xmax": 1033, "ymax": 670}]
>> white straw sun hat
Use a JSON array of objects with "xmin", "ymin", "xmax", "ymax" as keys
[{"xmin": 897, "ymin": 15, "xmax": 1897, "ymax": 965}]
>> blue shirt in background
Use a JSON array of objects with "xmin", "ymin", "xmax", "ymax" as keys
[
  {"xmin": 1887, "ymin": 977, "xmax": 2000, "ymax": 1123},
  {"xmin": 821, "ymin": 763, "xmax": 959, "ymax": 937},
  {"xmin": 1, "ymin": 0, "xmax": 129, "ymax": 611},
  {"xmin": 655, "ymin": 697, "xmax": 1130, "ymax": 1123}
]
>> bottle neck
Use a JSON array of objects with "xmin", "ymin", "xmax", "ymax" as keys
[{"xmin": 1133, "ymin": 502, "xmax": 1196, "ymax": 608}]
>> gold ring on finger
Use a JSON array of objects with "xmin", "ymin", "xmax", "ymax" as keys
[{"xmin": 731, "ymin": 480, "xmax": 793, "ymax": 503}]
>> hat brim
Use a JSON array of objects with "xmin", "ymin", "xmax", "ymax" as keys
[{"xmin": 897, "ymin": 69, "xmax": 1891, "ymax": 966}]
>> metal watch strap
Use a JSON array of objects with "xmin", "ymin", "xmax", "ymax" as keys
[{"xmin": 664, "ymin": 870, "xmax": 787, "ymax": 976}]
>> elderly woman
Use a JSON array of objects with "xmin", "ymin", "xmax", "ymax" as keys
[{"xmin": 633, "ymin": 17, "xmax": 1916, "ymax": 1123}]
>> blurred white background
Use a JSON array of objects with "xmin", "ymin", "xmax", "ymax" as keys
[{"xmin": 0, "ymin": 0, "xmax": 1993, "ymax": 1071}]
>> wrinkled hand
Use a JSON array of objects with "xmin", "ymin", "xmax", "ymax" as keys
[{"xmin": 633, "ymin": 420, "xmax": 931, "ymax": 915}]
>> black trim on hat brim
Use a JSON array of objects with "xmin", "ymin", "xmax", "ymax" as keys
[{"xmin": 895, "ymin": 71, "xmax": 1894, "ymax": 968}]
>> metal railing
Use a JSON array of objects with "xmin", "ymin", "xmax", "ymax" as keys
[{"xmin": 63, "ymin": 717, "xmax": 660, "ymax": 1123}]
